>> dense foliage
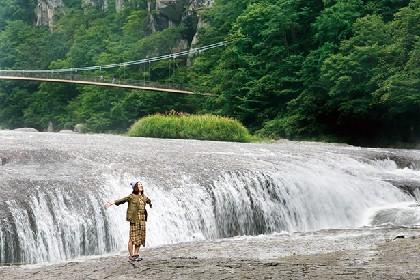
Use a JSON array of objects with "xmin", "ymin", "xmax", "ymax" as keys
[
  {"xmin": 128, "ymin": 112, "xmax": 253, "ymax": 142},
  {"xmin": 0, "ymin": 0, "xmax": 418, "ymax": 146}
]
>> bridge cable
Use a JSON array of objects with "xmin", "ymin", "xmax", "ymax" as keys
[{"xmin": 0, "ymin": 41, "xmax": 230, "ymax": 75}]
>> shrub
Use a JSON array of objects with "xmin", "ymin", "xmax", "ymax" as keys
[{"xmin": 127, "ymin": 113, "xmax": 253, "ymax": 142}]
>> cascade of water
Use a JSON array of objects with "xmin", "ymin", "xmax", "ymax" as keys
[
  {"xmin": 414, "ymin": 189, "xmax": 420, "ymax": 201},
  {"xmin": 1, "ymin": 131, "xmax": 419, "ymax": 265},
  {"xmin": 368, "ymin": 203, "xmax": 420, "ymax": 226},
  {"xmin": 0, "ymin": 166, "xmax": 417, "ymax": 265},
  {"xmin": 211, "ymin": 168, "xmax": 412, "ymax": 237},
  {"xmin": 1, "ymin": 188, "xmax": 115, "ymax": 264}
]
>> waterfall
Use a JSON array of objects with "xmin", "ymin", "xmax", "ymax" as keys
[
  {"xmin": 1, "ymin": 187, "xmax": 117, "ymax": 264},
  {"xmin": 1, "ymin": 168, "xmax": 413, "ymax": 265},
  {"xmin": 0, "ymin": 131, "xmax": 419, "ymax": 265}
]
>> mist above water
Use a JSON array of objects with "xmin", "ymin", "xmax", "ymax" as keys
[{"xmin": 0, "ymin": 131, "xmax": 419, "ymax": 265}]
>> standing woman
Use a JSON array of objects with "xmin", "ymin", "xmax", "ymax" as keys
[{"xmin": 105, "ymin": 182, "xmax": 152, "ymax": 261}]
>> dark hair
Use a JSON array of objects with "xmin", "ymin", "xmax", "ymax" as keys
[{"xmin": 132, "ymin": 185, "xmax": 140, "ymax": 195}]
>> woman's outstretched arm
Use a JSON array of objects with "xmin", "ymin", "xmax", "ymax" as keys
[{"xmin": 104, "ymin": 201, "xmax": 115, "ymax": 209}]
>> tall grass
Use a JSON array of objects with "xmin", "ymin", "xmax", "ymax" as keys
[{"xmin": 127, "ymin": 113, "xmax": 253, "ymax": 142}]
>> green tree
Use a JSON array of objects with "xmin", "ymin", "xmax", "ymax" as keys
[
  {"xmin": 320, "ymin": 15, "xmax": 396, "ymax": 139},
  {"xmin": 23, "ymin": 83, "xmax": 79, "ymax": 131},
  {"xmin": 312, "ymin": 0, "xmax": 363, "ymax": 45},
  {"xmin": 200, "ymin": 0, "xmax": 322, "ymax": 130},
  {"xmin": 0, "ymin": 0, "xmax": 37, "ymax": 30},
  {"xmin": 66, "ymin": 21, "xmax": 115, "ymax": 67},
  {"xmin": 122, "ymin": 9, "xmax": 148, "ymax": 44},
  {"xmin": 198, "ymin": 0, "xmax": 249, "ymax": 44},
  {"xmin": 266, "ymin": 43, "xmax": 337, "ymax": 138},
  {"xmin": 68, "ymin": 86, "xmax": 126, "ymax": 132},
  {"xmin": 363, "ymin": 0, "xmax": 411, "ymax": 22},
  {"xmin": 0, "ymin": 20, "xmax": 65, "ymax": 69},
  {"xmin": 373, "ymin": 1, "xmax": 420, "ymax": 142},
  {"xmin": 0, "ymin": 85, "xmax": 34, "ymax": 128}
]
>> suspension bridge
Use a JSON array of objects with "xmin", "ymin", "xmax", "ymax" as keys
[{"xmin": 0, "ymin": 41, "xmax": 228, "ymax": 96}]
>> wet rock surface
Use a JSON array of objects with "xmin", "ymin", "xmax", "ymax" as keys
[{"xmin": 1, "ymin": 229, "xmax": 419, "ymax": 280}]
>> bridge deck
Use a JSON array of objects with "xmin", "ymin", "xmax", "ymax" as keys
[{"xmin": 0, "ymin": 75, "xmax": 212, "ymax": 96}]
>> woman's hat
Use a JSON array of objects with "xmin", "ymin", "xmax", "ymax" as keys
[{"xmin": 130, "ymin": 182, "xmax": 138, "ymax": 189}]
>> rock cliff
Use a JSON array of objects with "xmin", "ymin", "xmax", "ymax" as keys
[
  {"xmin": 36, "ymin": 0, "xmax": 213, "ymax": 45},
  {"xmin": 36, "ymin": 0, "xmax": 64, "ymax": 29},
  {"xmin": 147, "ymin": 0, "xmax": 213, "ymax": 48}
]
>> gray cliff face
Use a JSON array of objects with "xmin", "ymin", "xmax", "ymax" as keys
[
  {"xmin": 82, "ymin": 0, "xmax": 141, "ymax": 11},
  {"xmin": 36, "ymin": 0, "xmax": 136, "ymax": 28},
  {"xmin": 188, "ymin": 0, "xmax": 214, "ymax": 46},
  {"xmin": 35, "ymin": 0, "xmax": 213, "ymax": 46},
  {"xmin": 36, "ymin": 0, "xmax": 64, "ymax": 29},
  {"xmin": 147, "ymin": 0, "xmax": 213, "ymax": 46},
  {"xmin": 83, "ymin": 0, "xmax": 113, "ymax": 10},
  {"xmin": 148, "ymin": 0, "xmax": 213, "ymax": 23}
]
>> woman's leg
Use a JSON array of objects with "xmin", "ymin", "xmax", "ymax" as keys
[
  {"xmin": 128, "ymin": 239, "xmax": 134, "ymax": 257},
  {"xmin": 129, "ymin": 222, "xmax": 141, "ymax": 257},
  {"xmin": 134, "ymin": 244, "xmax": 141, "ymax": 255}
]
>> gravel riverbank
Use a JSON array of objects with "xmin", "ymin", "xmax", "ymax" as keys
[{"xmin": 1, "ymin": 229, "xmax": 419, "ymax": 280}]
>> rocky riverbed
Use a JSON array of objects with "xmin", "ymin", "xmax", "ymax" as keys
[{"xmin": 1, "ymin": 227, "xmax": 419, "ymax": 280}]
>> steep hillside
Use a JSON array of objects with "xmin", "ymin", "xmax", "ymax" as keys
[{"xmin": 0, "ymin": 0, "xmax": 418, "ymax": 147}]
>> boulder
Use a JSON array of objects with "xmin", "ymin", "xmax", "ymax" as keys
[
  {"xmin": 74, "ymin": 124, "xmax": 84, "ymax": 133},
  {"xmin": 13, "ymin": 128, "xmax": 39, "ymax": 132}
]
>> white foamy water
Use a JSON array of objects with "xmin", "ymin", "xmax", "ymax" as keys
[{"xmin": 0, "ymin": 131, "xmax": 419, "ymax": 265}]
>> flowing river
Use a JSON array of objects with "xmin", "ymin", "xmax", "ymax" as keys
[{"xmin": 0, "ymin": 130, "xmax": 419, "ymax": 265}]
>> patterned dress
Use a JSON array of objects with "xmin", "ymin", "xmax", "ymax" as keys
[{"xmin": 129, "ymin": 195, "xmax": 147, "ymax": 246}]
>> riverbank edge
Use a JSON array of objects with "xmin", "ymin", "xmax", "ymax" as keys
[{"xmin": 0, "ymin": 236, "xmax": 419, "ymax": 280}]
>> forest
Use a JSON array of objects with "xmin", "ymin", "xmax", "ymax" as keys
[{"xmin": 0, "ymin": 0, "xmax": 419, "ymax": 147}]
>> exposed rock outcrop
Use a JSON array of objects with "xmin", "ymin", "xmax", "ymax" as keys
[
  {"xmin": 36, "ymin": 0, "xmax": 135, "ymax": 28},
  {"xmin": 392, "ymin": 181, "xmax": 420, "ymax": 201},
  {"xmin": 36, "ymin": 0, "xmax": 64, "ymax": 29},
  {"xmin": 148, "ymin": 0, "xmax": 214, "ymax": 45},
  {"xmin": 144, "ymin": 0, "xmax": 214, "ymax": 53},
  {"xmin": 73, "ymin": 123, "xmax": 84, "ymax": 133},
  {"xmin": 82, "ymin": 0, "xmax": 107, "ymax": 10},
  {"xmin": 189, "ymin": 0, "xmax": 214, "ymax": 45},
  {"xmin": 35, "ymin": 0, "xmax": 214, "ymax": 49}
]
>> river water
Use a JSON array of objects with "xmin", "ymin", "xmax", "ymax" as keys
[{"xmin": 0, "ymin": 130, "xmax": 419, "ymax": 265}]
